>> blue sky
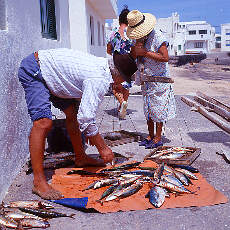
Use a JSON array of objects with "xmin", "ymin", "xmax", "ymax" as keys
[{"xmin": 116, "ymin": 0, "xmax": 230, "ymax": 33}]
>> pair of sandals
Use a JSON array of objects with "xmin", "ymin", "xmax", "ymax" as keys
[{"xmin": 139, "ymin": 138, "xmax": 163, "ymax": 149}]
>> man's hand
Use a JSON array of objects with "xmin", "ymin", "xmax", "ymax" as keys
[{"xmin": 88, "ymin": 133, "xmax": 115, "ymax": 164}]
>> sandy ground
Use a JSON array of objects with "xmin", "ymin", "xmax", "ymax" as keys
[{"xmin": 171, "ymin": 63, "xmax": 230, "ymax": 105}]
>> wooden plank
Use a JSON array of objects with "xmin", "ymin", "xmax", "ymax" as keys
[
  {"xmin": 194, "ymin": 96, "xmax": 230, "ymax": 121},
  {"xmin": 181, "ymin": 96, "xmax": 230, "ymax": 134},
  {"xmin": 196, "ymin": 91, "xmax": 230, "ymax": 112}
]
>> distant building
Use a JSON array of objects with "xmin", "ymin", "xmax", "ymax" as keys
[
  {"xmin": 221, "ymin": 23, "xmax": 230, "ymax": 52},
  {"xmin": 155, "ymin": 13, "xmax": 216, "ymax": 56},
  {"xmin": 0, "ymin": 0, "xmax": 117, "ymax": 202},
  {"xmin": 215, "ymin": 34, "xmax": 221, "ymax": 49}
]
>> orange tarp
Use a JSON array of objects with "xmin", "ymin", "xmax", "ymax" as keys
[{"xmin": 51, "ymin": 160, "xmax": 228, "ymax": 213}]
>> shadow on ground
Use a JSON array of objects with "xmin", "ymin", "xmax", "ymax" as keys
[
  {"xmin": 104, "ymin": 108, "xmax": 137, "ymax": 118},
  {"xmin": 188, "ymin": 131, "xmax": 230, "ymax": 146}
]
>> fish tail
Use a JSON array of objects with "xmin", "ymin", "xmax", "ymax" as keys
[{"xmin": 69, "ymin": 214, "xmax": 75, "ymax": 219}]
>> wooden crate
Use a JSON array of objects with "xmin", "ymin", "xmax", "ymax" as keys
[{"xmin": 144, "ymin": 146, "xmax": 201, "ymax": 165}]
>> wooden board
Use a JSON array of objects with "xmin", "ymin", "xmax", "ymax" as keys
[
  {"xmin": 101, "ymin": 130, "xmax": 141, "ymax": 147},
  {"xmin": 144, "ymin": 146, "xmax": 201, "ymax": 165}
]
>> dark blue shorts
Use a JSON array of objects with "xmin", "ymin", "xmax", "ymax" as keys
[{"xmin": 18, "ymin": 53, "xmax": 78, "ymax": 121}]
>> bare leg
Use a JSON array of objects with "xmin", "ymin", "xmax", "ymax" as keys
[
  {"xmin": 63, "ymin": 104, "xmax": 106, "ymax": 167},
  {"xmin": 147, "ymin": 118, "xmax": 155, "ymax": 140},
  {"xmin": 122, "ymin": 88, "xmax": 129, "ymax": 102},
  {"xmin": 30, "ymin": 118, "xmax": 63, "ymax": 200},
  {"xmin": 154, "ymin": 122, "xmax": 163, "ymax": 143}
]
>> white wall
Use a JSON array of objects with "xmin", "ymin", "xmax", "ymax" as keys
[
  {"xmin": 0, "ymin": 0, "xmax": 70, "ymax": 202},
  {"xmin": 86, "ymin": 1, "xmax": 107, "ymax": 57},
  {"xmin": 68, "ymin": 0, "xmax": 88, "ymax": 52}
]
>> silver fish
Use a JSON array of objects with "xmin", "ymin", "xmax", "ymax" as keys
[
  {"xmin": 4, "ymin": 211, "xmax": 44, "ymax": 221},
  {"xmin": 159, "ymin": 152, "xmax": 184, "ymax": 160},
  {"xmin": 3, "ymin": 200, "xmax": 54, "ymax": 209},
  {"xmin": 106, "ymin": 181, "xmax": 143, "ymax": 201},
  {"xmin": 0, "ymin": 214, "xmax": 18, "ymax": 228},
  {"xmin": 161, "ymin": 175, "xmax": 184, "ymax": 188},
  {"xmin": 20, "ymin": 218, "xmax": 50, "ymax": 228},
  {"xmin": 157, "ymin": 181, "xmax": 192, "ymax": 194},
  {"xmin": 148, "ymin": 186, "xmax": 166, "ymax": 208},
  {"xmin": 173, "ymin": 171, "xmax": 189, "ymax": 186},
  {"xmin": 175, "ymin": 168, "xmax": 198, "ymax": 180}
]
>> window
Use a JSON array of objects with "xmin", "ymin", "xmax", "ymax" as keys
[
  {"xmin": 178, "ymin": 45, "xmax": 182, "ymax": 51},
  {"xmin": 189, "ymin": 30, "xmax": 196, "ymax": 35},
  {"xmin": 90, "ymin": 16, "xmax": 94, "ymax": 45},
  {"xmin": 194, "ymin": 42, "xmax": 203, "ymax": 48},
  {"xmin": 102, "ymin": 25, "xmax": 105, "ymax": 46},
  {"xmin": 226, "ymin": 40, "xmax": 230, "ymax": 46},
  {"xmin": 40, "ymin": 0, "xmax": 57, "ymax": 40},
  {"xmin": 97, "ymin": 21, "xmax": 101, "ymax": 46},
  {"xmin": 216, "ymin": 37, "xmax": 221, "ymax": 42},
  {"xmin": 0, "ymin": 0, "xmax": 6, "ymax": 30},
  {"xmin": 199, "ymin": 30, "xmax": 207, "ymax": 34},
  {"xmin": 226, "ymin": 29, "xmax": 230, "ymax": 35}
]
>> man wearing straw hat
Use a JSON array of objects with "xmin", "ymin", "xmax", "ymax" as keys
[
  {"xmin": 126, "ymin": 10, "xmax": 176, "ymax": 149},
  {"xmin": 18, "ymin": 48, "xmax": 137, "ymax": 200}
]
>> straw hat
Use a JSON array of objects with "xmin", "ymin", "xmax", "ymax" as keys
[{"xmin": 126, "ymin": 10, "xmax": 156, "ymax": 40}]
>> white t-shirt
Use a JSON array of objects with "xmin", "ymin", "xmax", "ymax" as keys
[{"xmin": 38, "ymin": 48, "xmax": 113, "ymax": 136}]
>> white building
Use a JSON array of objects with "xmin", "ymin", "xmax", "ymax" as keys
[
  {"xmin": 155, "ymin": 13, "xmax": 216, "ymax": 56},
  {"xmin": 215, "ymin": 34, "xmax": 221, "ymax": 49},
  {"xmin": 221, "ymin": 23, "xmax": 230, "ymax": 52},
  {"xmin": 0, "ymin": 0, "xmax": 117, "ymax": 202}
]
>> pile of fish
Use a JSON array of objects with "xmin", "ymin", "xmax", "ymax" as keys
[
  {"xmin": 147, "ymin": 147, "xmax": 195, "ymax": 161},
  {"xmin": 67, "ymin": 161, "xmax": 199, "ymax": 208},
  {"xmin": 0, "ymin": 200, "xmax": 75, "ymax": 229}
]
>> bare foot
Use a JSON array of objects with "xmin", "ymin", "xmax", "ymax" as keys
[
  {"xmin": 32, "ymin": 184, "xmax": 64, "ymax": 200},
  {"xmin": 75, "ymin": 155, "xmax": 106, "ymax": 167}
]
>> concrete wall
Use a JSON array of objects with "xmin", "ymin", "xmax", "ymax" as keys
[{"xmin": 0, "ymin": 0, "xmax": 70, "ymax": 202}]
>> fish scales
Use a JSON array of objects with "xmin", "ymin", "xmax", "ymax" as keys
[
  {"xmin": 148, "ymin": 186, "xmax": 166, "ymax": 208},
  {"xmin": 18, "ymin": 207, "xmax": 75, "ymax": 219}
]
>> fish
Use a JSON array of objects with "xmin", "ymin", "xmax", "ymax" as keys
[
  {"xmin": 159, "ymin": 152, "xmax": 184, "ymax": 160},
  {"xmin": 83, "ymin": 178, "xmax": 118, "ymax": 191},
  {"xmin": 137, "ymin": 166, "xmax": 156, "ymax": 171},
  {"xmin": 157, "ymin": 181, "xmax": 192, "ymax": 194},
  {"xmin": 4, "ymin": 211, "xmax": 45, "ymax": 221},
  {"xmin": 170, "ymin": 164, "xmax": 199, "ymax": 173},
  {"xmin": 0, "ymin": 214, "xmax": 18, "ymax": 228},
  {"xmin": 97, "ymin": 184, "xmax": 118, "ymax": 201},
  {"xmin": 93, "ymin": 178, "xmax": 119, "ymax": 189},
  {"xmin": 20, "ymin": 218, "xmax": 50, "ymax": 228},
  {"xmin": 67, "ymin": 170, "xmax": 106, "ymax": 176},
  {"xmin": 161, "ymin": 175, "xmax": 184, "ymax": 188},
  {"xmin": 2, "ymin": 200, "xmax": 54, "ymax": 209},
  {"xmin": 147, "ymin": 186, "xmax": 166, "ymax": 208},
  {"xmin": 174, "ymin": 168, "xmax": 198, "ymax": 180},
  {"xmin": 100, "ymin": 162, "xmax": 141, "ymax": 172},
  {"xmin": 18, "ymin": 207, "xmax": 75, "ymax": 219},
  {"xmin": 124, "ymin": 170, "xmax": 155, "ymax": 177},
  {"xmin": 105, "ymin": 181, "xmax": 143, "ymax": 201},
  {"xmin": 173, "ymin": 171, "xmax": 189, "ymax": 186},
  {"xmin": 154, "ymin": 163, "xmax": 164, "ymax": 182}
]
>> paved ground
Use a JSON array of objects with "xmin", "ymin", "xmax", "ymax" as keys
[{"xmin": 3, "ymin": 60, "xmax": 230, "ymax": 229}]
